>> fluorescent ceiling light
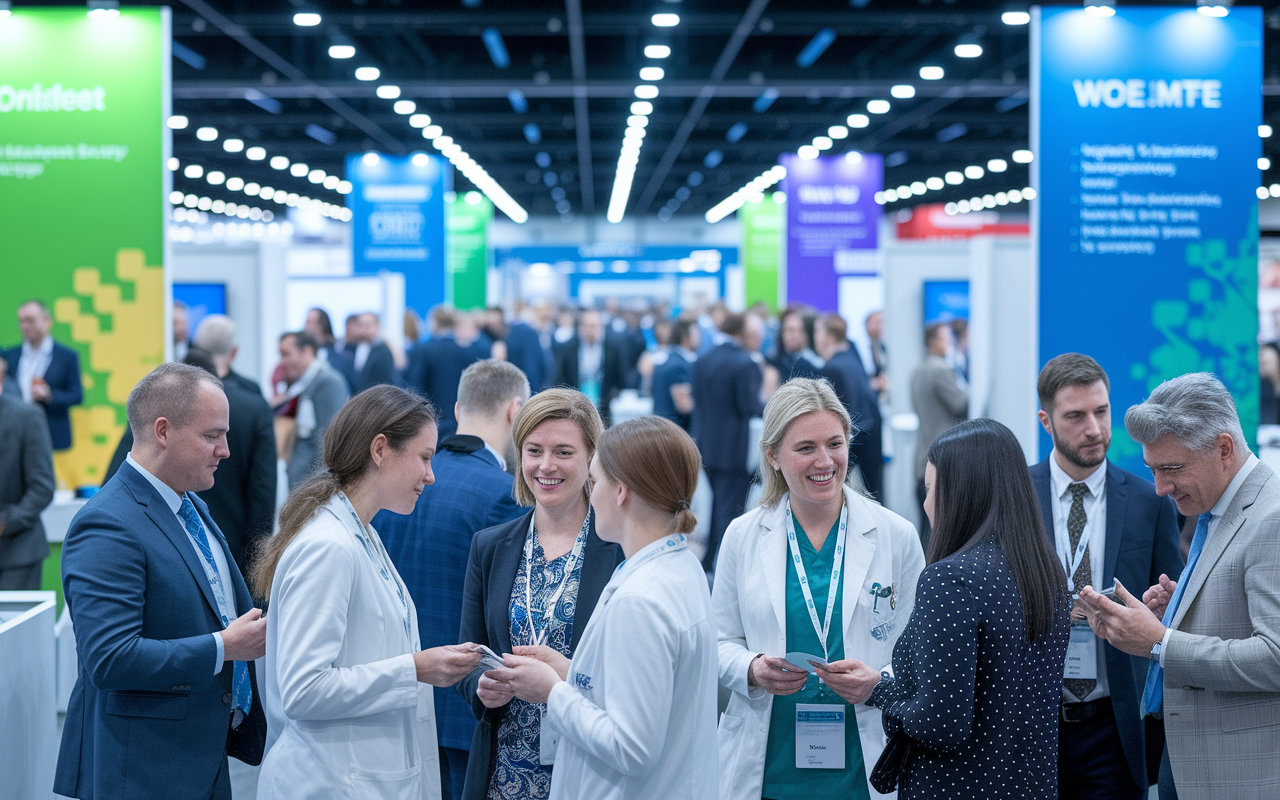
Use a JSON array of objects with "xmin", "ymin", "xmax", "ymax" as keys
[
  {"xmin": 167, "ymin": 115, "xmax": 189, "ymax": 130},
  {"xmin": 1002, "ymin": 11, "xmax": 1031, "ymax": 24},
  {"xmin": 631, "ymin": 101, "xmax": 654, "ymax": 115},
  {"xmin": 184, "ymin": 164, "xmax": 204, "ymax": 179},
  {"xmin": 955, "ymin": 43, "xmax": 983, "ymax": 57},
  {"xmin": 988, "ymin": 158, "xmax": 1008, "ymax": 172},
  {"xmin": 945, "ymin": 171, "xmax": 964, "ymax": 184},
  {"xmin": 393, "ymin": 100, "xmax": 416, "ymax": 114},
  {"xmin": 1012, "ymin": 149, "xmax": 1034, "ymax": 163},
  {"xmin": 1261, "ymin": 125, "xmax": 1274, "ymax": 139},
  {"xmin": 206, "ymin": 171, "xmax": 224, "ymax": 185},
  {"xmin": 845, "ymin": 151, "xmax": 862, "ymax": 164},
  {"xmin": 828, "ymin": 125, "xmax": 848, "ymax": 139},
  {"xmin": 196, "ymin": 127, "xmax": 218, "ymax": 141},
  {"xmin": 644, "ymin": 44, "xmax": 671, "ymax": 58},
  {"xmin": 628, "ymin": 115, "xmax": 649, "ymax": 128},
  {"xmin": 376, "ymin": 85, "xmax": 401, "ymax": 99},
  {"xmin": 651, "ymin": 13, "xmax": 679, "ymax": 27},
  {"xmin": 423, "ymin": 125, "xmax": 443, "ymax": 139},
  {"xmin": 964, "ymin": 165, "xmax": 985, "ymax": 179},
  {"xmin": 705, "ymin": 165, "xmax": 787, "ymax": 223},
  {"xmin": 1197, "ymin": 5, "xmax": 1228, "ymax": 16},
  {"xmin": 635, "ymin": 85, "xmax": 659, "ymax": 99},
  {"xmin": 798, "ymin": 145, "xmax": 819, "ymax": 160},
  {"xmin": 919, "ymin": 66, "xmax": 944, "ymax": 80},
  {"xmin": 639, "ymin": 67, "xmax": 665, "ymax": 81},
  {"xmin": 355, "ymin": 67, "xmax": 380, "ymax": 81},
  {"xmin": 1084, "ymin": 5, "xmax": 1115, "ymax": 17},
  {"xmin": 290, "ymin": 163, "xmax": 309, "ymax": 177},
  {"xmin": 362, "ymin": 152, "xmax": 380, "ymax": 166},
  {"xmin": 409, "ymin": 114, "xmax": 431, "ymax": 127},
  {"xmin": 293, "ymin": 12, "xmax": 321, "ymax": 26},
  {"xmin": 847, "ymin": 114, "xmax": 870, "ymax": 128},
  {"xmin": 223, "ymin": 139, "xmax": 244, "ymax": 153},
  {"xmin": 812, "ymin": 136, "xmax": 833, "ymax": 150},
  {"xmin": 890, "ymin": 85, "xmax": 916, "ymax": 99},
  {"xmin": 226, "ymin": 177, "xmax": 244, "ymax": 191},
  {"xmin": 270, "ymin": 156, "xmax": 289, "ymax": 170},
  {"xmin": 867, "ymin": 100, "xmax": 891, "ymax": 114},
  {"xmin": 329, "ymin": 45, "xmax": 355, "ymax": 59},
  {"xmin": 246, "ymin": 147, "xmax": 266, "ymax": 160}
]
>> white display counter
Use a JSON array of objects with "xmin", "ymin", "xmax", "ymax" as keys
[{"xmin": 0, "ymin": 591, "xmax": 59, "ymax": 800}]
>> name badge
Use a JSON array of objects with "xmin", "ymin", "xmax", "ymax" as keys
[
  {"xmin": 1064, "ymin": 623, "xmax": 1098, "ymax": 681},
  {"xmin": 539, "ymin": 707, "xmax": 560, "ymax": 766},
  {"xmin": 796, "ymin": 703, "xmax": 845, "ymax": 769}
]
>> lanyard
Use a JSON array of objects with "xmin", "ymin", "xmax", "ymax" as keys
[
  {"xmin": 784, "ymin": 499, "xmax": 849, "ymax": 665},
  {"xmin": 337, "ymin": 492, "xmax": 415, "ymax": 645},
  {"xmin": 1052, "ymin": 481, "xmax": 1099, "ymax": 595},
  {"xmin": 614, "ymin": 533, "xmax": 688, "ymax": 579},
  {"xmin": 523, "ymin": 509, "xmax": 591, "ymax": 647}
]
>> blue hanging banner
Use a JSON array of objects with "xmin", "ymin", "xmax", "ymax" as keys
[
  {"xmin": 1034, "ymin": 6, "xmax": 1262, "ymax": 465},
  {"xmin": 346, "ymin": 153, "xmax": 450, "ymax": 316}
]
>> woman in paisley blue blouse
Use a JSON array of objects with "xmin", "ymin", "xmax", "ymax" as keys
[{"xmin": 457, "ymin": 389, "xmax": 624, "ymax": 800}]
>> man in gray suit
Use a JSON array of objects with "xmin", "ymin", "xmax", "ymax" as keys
[
  {"xmin": 909, "ymin": 321, "xmax": 968, "ymax": 545},
  {"xmin": 1081, "ymin": 372, "xmax": 1280, "ymax": 800},
  {"xmin": 0, "ymin": 358, "xmax": 55, "ymax": 589},
  {"xmin": 276, "ymin": 331, "xmax": 349, "ymax": 489}
]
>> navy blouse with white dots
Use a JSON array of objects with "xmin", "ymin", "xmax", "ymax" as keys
[{"xmin": 868, "ymin": 541, "xmax": 1070, "ymax": 799}]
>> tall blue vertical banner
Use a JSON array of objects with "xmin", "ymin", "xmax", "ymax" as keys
[
  {"xmin": 346, "ymin": 154, "xmax": 449, "ymax": 315},
  {"xmin": 780, "ymin": 153, "xmax": 883, "ymax": 311},
  {"xmin": 1034, "ymin": 7, "xmax": 1261, "ymax": 465}
]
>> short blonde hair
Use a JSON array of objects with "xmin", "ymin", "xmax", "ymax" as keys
[
  {"xmin": 511, "ymin": 388, "xmax": 604, "ymax": 507},
  {"xmin": 757, "ymin": 378, "xmax": 854, "ymax": 508}
]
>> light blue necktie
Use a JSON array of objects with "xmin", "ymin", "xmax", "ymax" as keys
[
  {"xmin": 179, "ymin": 497, "xmax": 252, "ymax": 724},
  {"xmin": 1142, "ymin": 511, "xmax": 1211, "ymax": 716}
]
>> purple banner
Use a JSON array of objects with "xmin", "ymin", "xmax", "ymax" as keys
[{"xmin": 781, "ymin": 152, "xmax": 883, "ymax": 311}]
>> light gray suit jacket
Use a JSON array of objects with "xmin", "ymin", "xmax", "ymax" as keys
[
  {"xmin": 285, "ymin": 362, "xmax": 350, "ymax": 489},
  {"xmin": 1163, "ymin": 459, "xmax": 1280, "ymax": 799},
  {"xmin": 909, "ymin": 353, "xmax": 968, "ymax": 479},
  {"xmin": 0, "ymin": 391, "xmax": 55, "ymax": 568}
]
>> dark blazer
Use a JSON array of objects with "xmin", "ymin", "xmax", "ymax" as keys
[
  {"xmin": 690, "ymin": 340, "xmax": 763, "ymax": 473},
  {"xmin": 551, "ymin": 336, "xmax": 627, "ymax": 423},
  {"xmin": 56, "ymin": 462, "xmax": 265, "ymax": 800},
  {"xmin": 406, "ymin": 335, "xmax": 483, "ymax": 440},
  {"xmin": 222, "ymin": 369, "xmax": 262, "ymax": 398},
  {"xmin": 652, "ymin": 349, "xmax": 694, "ymax": 430},
  {"xmin": 821, "ymin": 345, "xmax": 885, "ymax": 499},
  {"xmin": 352, "ymin": 341, "xmax": 397, "ymax": 390},
  {"xmin": 4, "ymin": 340, "xmax": 83, "ymax": 449},
  {"xmin": 319, "ymin": 344, "xmax": 360, "ymax": 395},
  {"xmin": 457, "ymin": 509, "xmax": 623, "ymax": 800},
  {"xmin": 1030, "ymin": 458, "xmax": 1183, "ymax": 789},
  {"xmin": 374, "ymin": 435, "xmax": 525, "ymax": 753},
  {"xmin": 0, "ymin": 391, "xmax": 55, "ymax": 568},
  {"xmin": 101, "ymin": 383, "xmax": 278, "ymax": 578},
  {"xmin": 504, "ymin": 321, "xmax": 548, "ymax": 391},
  {"xmin": 869, "ymin": 541, "xmax": 1071, "ymax": 799}
]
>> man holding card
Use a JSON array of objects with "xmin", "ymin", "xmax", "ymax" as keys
[{"xmin": 1030, "ymin": 354, "xmax": 1183, "ymax": 800}]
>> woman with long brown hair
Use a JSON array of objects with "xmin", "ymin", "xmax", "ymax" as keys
[{"xmin": 253, "ymin": 385, "xmax": 483, "ymax": 800}]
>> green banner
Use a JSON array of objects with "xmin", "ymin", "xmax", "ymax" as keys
[
  {"xmin": 0, "ymin": 7, "xmax": 168, "ymax": 488},
  {"xmin": 447, "ymin": 192, "xmax": 492, "ymax": 310},
  {"xmin": 741, "ymin": 197, "xmax": 782, "ymax": 312}
]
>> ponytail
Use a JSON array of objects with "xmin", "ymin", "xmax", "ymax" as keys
[
  {"xmin": 597, "ymin": 416, "xmax": 701, "ymax": 535},
  {"xmin": 251, "ymin": 470, "xmax": 342, "ymax": 599}
]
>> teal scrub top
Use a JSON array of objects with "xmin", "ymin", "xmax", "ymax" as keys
[{"xmin": 760, "ymin": 515, "xmax": 870, "ymax": 800}]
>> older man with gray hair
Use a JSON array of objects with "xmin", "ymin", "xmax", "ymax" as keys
[
  {"xmin": 1079, "ymin": 372, "xmax": 1280, "ymax": 800},
  {"xmin": 192, "ymin": 313, "xmax": 260, "ymax": 396}
]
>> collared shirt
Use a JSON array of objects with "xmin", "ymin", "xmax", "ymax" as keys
[
  {"xmin": 578, "ymin": 339, "xmax": 603, "ymax": 385},
  {"xmin": 1049, "ymin": 451, "xmax": 1110, "ymax": 701},
  {"xmin": 126, "ymin": 453, "xmax": 236, "ymax": 675},
  {"xmin": 484, "ymin": 442, "xmax": 507, "ymax": 472},
  {"xmin": 18, "ymin": 336, "xmax": 53, "ymax": 404},
  {"xmin": 353, "ymin": 341, "xmax": 371, "ymax": 373},
  {"xmin": 1159, "ymin": 453, "xmax": 1260, "ymax": 666}
]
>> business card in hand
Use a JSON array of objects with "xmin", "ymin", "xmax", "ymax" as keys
[{"xmin": 474, "ymin": 644, "xmax": 507, "ymax": 671}]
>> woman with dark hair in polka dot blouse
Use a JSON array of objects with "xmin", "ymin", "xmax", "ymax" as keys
[{"xmin": 865, "ymin": 417, "xmax": 1071, "ymax": 798}]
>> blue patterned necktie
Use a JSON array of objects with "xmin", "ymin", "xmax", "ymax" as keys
[
  {"xmin": 179, "ymin": 497, "xmax": 252, "ymax": 725},
  {"xmin": 1142, "ymin": 511, "xmax": 1212, "ymax": 716}
]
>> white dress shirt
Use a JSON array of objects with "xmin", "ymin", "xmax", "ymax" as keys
[
  {"xmin": 1158, "ymin": 453, "xmax": 1259, "ymax": 666},
  {"xmin": 1049, "ymin": 451, "xmax": 1110, "ymax": 701},
  {"xmin": 483, "ymin": 442, "xmax": 507, "ymax": 472},
  {"xmin": 126, "ymin": 453, "xmax": 235, "ymax": 674},
  {"xmin": 18, "ymin": 335, "xmax": 53, "ymax": 403}
]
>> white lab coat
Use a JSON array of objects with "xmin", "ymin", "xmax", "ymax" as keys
[
  {"xmin": 545, "ymin": 535, "xmax": 720, "ymax": 800},
  {"xmin": 713, "ymin": 485, "xmax": 925, "ymax": 800},
  {"xmin": 258, "ymin": 496, "xmax": 440, "ymax": 800}
]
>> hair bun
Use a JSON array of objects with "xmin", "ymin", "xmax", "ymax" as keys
[{"xmin": 675, "ymin": 498, "xmax": 690, "ymax": 510}]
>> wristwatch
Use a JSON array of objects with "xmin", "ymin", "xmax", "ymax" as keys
[{"xmin": 1148, "ymin": 639, "xmax": 1163, "ymax": 663}]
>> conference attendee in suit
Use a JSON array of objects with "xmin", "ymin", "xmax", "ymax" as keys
[
  {"xmin": 493, "ymin": 416, "xmax": 719, "ymax": 800},
  {"xmin": 865, "ymin": 418, "xmax": 1071, "ymax": 798},
  {"xmin": 816, "ymin": 313, "xmax": 885, "ymax": 502},
  {"xmin": 275, "ymin": 331, "xmax": 350, "ymax": 489},
  {"xmin": 909, "ymin": 321, "xmax": 968, "ymax": 546},
  {"xmin": 691, "ymin": 312, "xmax": 775, "ymax": 572},
  {"xmin": 408, "ymin": 306, "xmax": 485, "ymax": 440},
  {"xmin": 341, "ymin": 312, "xmax": 398, "ymax": 391},
  {"xmin": 0, "ymin": 358, "xmax": 55, "ymax": 590},
  {"xmin": 251, "ymin": 385, "xmax": 483, "ymax": 800},
  {"xmin": 1030, "ymin": 354, "xmax": 1183, "ymax": 800},
  {"xmin": 102, "ymin": 347, "xmax": 277, "ymax": 577},
  {"xmin": 714, "ymin": 379, "xmax": 925, "ymax": 800},
  {"xmin": 457, "ymin": 389, "xmax": 623, "ymax": 800},
  {"xmin": 551, "ymin": 309, "xmax": 627, "ymax": 425},
  {"xmin": 1079, "ymin": 372, "xmax": 1280, "ymax": 800},
  {"xmin": 55, "ymin": 363, "xmax": 269, "ymax": 800},
  {"xmin": 376, "ymin": 360, "xmax": 531, "ymax": 800},
  {"xmin": 5, "ymin": 299, "xmax": 84, "ymax": 453},
  {"xmin": 865, "ymin": 310, "xmax": 889, "ymax": 402},
  {"xmin": 503, "ymin": 311, "xmax": 551, "ymax": 392},
  {"xmin": 651, "ymin": 318, "xmax": 699, "ymax": 431},
  {"xmin": 194, "ymin": 314, "xmax": 262, "ymax": 397},
  {"xmin": 305, "ymin": 307, "xmax": 359, "ymax": 394},
  {"xmin": 770, "ymin": 305, "xmax": 823, "ymax": 381}
]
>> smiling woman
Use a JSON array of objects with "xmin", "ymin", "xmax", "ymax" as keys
[{"xmin": 251, "ymin": 385, "xmax": 486, "ymax": 800}]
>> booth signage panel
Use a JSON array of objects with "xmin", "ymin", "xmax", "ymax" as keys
[
  {"xmin": 1035, "ymin": 6, "xmax": 1261, "ymax": 464},
  {"xmin": 780, "ymin": 152, "xmax": 883, "ymax": 312},
  {"xmin": 740, "ymin": 198, "xmax": 782, "ymax": 312},
  {"xmin": 347, "ymin": 153, "xmax": 448, "ymax": 316},
  {"xmin": 0, "ymin": 7, "xmax": 168, "ymax": 488},
  {"xmin": 447, "ymin": 194, "xmax": 492, "ymax": 310}
]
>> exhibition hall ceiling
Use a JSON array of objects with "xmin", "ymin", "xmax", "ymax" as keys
[{"xmin": 21, "ymin": 0, "xmax": 1280, "ymax": 221}]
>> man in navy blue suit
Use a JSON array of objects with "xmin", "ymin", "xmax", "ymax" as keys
[
  {"xmin": 55, "ymin": 363, "xmax": 268, "ymax": 800},
  {"xmin": 407, "ymin": 306, "xmax": 486, "ymax": 440},
  {"xmin": 815, "ymin": 312, "xmax": 885, "ymax": 501},
  {"xmin": 1030, "ymin": 353, "xmax": 1183, "ymax": 800},
  {"xmin": 5, "ymin": 299, "xmax": 83, "ymax": 452},
  {"xmin": 375, "ymin": 359, "xmax": 530, "ymax": 800}
]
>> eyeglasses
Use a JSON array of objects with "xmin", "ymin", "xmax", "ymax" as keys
[{"xmin": 1146, "ymin": 463, "xmax": 1187, "ymax": 478}]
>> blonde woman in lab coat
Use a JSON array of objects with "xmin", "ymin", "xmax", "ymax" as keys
[
  {"xmin": 252, "ymin": 386, "xmax": 484, "ymax": 799},
  {"xmin": 490, "ymin": 415, "xmax": 719, "ymax": 800},
  {"xmin": 713, "ymin": 378, "xmax": 925, "ymax": 800}
]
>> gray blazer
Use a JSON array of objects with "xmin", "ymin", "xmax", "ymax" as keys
[
  {"xmin": 1162, "ymin": 459, "xmax": 1280, "ymax": 799},
  {"xmin": 909, "ymin": 353, "xmax": 968, "ymax": 479},
  {"xmin": 285, "ymin": 362, "xmax": 350, "ymax": 489},
  {"xmin": 0, "ymin": 391, "xmax": 56, "ymax": 568}
]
